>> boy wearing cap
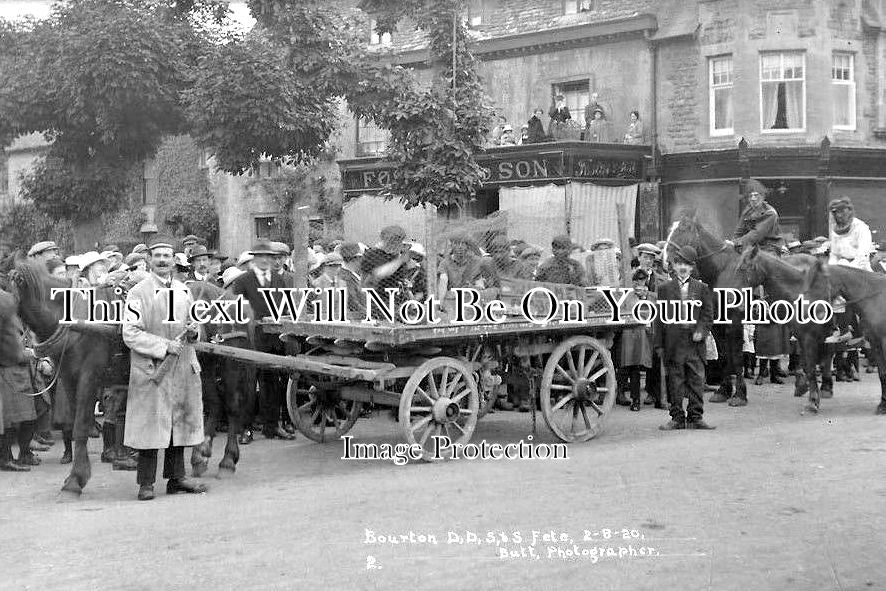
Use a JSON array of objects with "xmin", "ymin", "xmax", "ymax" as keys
[
  {"xmin": 362, "ymin": 226, "xmax": 415, "ymax": 308},
  {"xmin": 536, "ymin": 235, "xmax": 586, "ymax": 286},
  {"xmin": 655, "ymin": 246, "xmax": 715, "ymax": 430}
]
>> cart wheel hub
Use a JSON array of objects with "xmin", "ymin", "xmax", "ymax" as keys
[
  {"xmin": 575, "ymin": 379, "xmax": 597, "ymax": 401},
  {"xmin": 433, "ymin": 398, "xmax": 460, "ymax": 423}
]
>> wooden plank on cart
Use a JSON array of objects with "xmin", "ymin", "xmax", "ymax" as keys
[{"xmin": 192, "ymin": 342, "xmax": 387, "ymax": 381}]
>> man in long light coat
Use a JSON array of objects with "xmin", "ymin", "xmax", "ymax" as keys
[
  {"xmin": 828, "ymin": 197, "xmax": 873, "ymax": 271},
  {"xmin": 123, "ymin": 235, "xmax": 207, "ymax": 501}
]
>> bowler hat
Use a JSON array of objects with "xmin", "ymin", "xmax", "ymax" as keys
[
  {"xmin": 674, "ymin": 246, "xmax": 698, "ymax": 264},
  {"xmin": 187, "ymin": 244, "xmax": 211, "ymax": 261}
]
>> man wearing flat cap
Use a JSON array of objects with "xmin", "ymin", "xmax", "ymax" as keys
[
  {"xmin": 122, "ymin": 234, "xmax": 206, "ymax": 500},
  {"xmin": 181, "ymin": 235, "xmax": 202, "ymax": 258},
  {"xmin": 362, "ymin": 226, "xmax": 416, "ymax": 308},
  {"xmin": 27, "ymin": 241, "xmax": 60, "ymax": 271},
  {"xmin": 230, "ymin": 241, "xmax": 294, "ymax": 442},
  {"xmin": 829, "ymin": 197, "xmax": 872, "ymax": 271},
  {"xmin": 536, "ymin": 235, "xmax": 586, "ymax": 286},
  {"xmin": 730, "ymin": 180, "xmax": 782, "ymax": 253},
  {"xmin": 655, "ymin": 246, "xmax": 715, "ymax": 431}
]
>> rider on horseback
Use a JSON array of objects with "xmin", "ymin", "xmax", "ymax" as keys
[{"xmin": 727, "ymin": 180, "xmax": 783, "ymax": 254}]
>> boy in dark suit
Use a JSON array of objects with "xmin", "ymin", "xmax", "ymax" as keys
[{"xmin": 655, "ymin": 246, "xmax": 716, "ymax": 430}]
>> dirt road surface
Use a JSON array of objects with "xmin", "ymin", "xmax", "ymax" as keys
[{"xmin": 3, "ymin": 375, "xmax": 886, "ymax": 591}]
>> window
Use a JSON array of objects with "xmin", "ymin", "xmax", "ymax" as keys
[
  {"xmin": 369, "ymin": 19, "xmax": 391, "ymax": 46},
  {"xmin": 254, "ymin": 216, "xmax": 284, "ymax": 242},
  {"xmin": 760, "ymin": 52, "xmax": 805, "ymax": 132},
  {"xmin": 832, "ymin": 52, "xmax": 855, "ymax": 130},
  {"xmin": 709, "ymin": 56, "xmax": 734, "ymax": 136},
  {"xmin": 467, "ymin": 0, "xmax": 484, "ymax": 26},
  {"xmin": 553, "ymin": 80, "xmax": 590, "ymax": 121},
  {"xmin": 356, "ymin": 117, "xmax": 389, "ymax": 157},
  {"xmin": 563, "ymin": 0, "xmax": 594, "ymax": 14}
]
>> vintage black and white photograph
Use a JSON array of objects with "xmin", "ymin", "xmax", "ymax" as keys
[{"xmin": 2, "ymin": 0, "xmax": 886, "ymax": 589}]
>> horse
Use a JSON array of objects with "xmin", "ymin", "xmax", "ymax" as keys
[
  {"xmin": 663, "ymin": 214, "xmax": 749, "ymax": 406},
  {"xmin": 9, "ymin": 261, "xmax": 123, "ymax": 497},
  {"xmin": 186, "ymin": 280, "xmax": 256, "ymax": 478},
  {"xmin": 802, "ymin": 259, "xmax": 886, "ymax": 415},
  {"xmin": 734, "ymin": 246, "xmax": 835, "ymax": 410}
]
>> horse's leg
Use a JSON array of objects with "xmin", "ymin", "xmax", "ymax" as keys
[
  {"xmin": 710, "ymin": 328, "xmax": 732, "ymax": 403},
  {"xmin": 872, "ymin": 337, "xmax": 886, "ymax": 415},
  {"xmin": 728, "ymin": 325, "xmax": 748, "ymax": 406},
  {"xmin": 801, "ymin": 334, "xmax": 821, "ymax": 413},
  {"xmin": 793, "ymin": 332, "xmax": 809, "ymax": 397},
  {"xmin": 61, "ymin": 366, "xmax": 100, "ymax": 495},
  {"xmin": 219, "ymin": 360, "xmax": 248, "ymax": 478}
]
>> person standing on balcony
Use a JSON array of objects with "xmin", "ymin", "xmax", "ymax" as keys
[
  {"xmin": 526, "ymin": 107, "xmax": 547, "ymax": 144},
  {"xmin": 623, "ymin": 111, "xmax": 645, "ymax": 144},
  {"xmin": 548, "ymin": 93, "xmax": 571, "ymax": 140}
]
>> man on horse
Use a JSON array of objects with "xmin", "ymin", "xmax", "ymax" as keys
[
  {"xmin": 123, "ymin": 234, "xmax": 207, "ymax": 501},
  {"xmin": 729, "ymin": 180, "xmax": 783, "ymax": 254}
]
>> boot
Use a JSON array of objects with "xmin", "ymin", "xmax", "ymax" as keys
[
  {"xmin": 770, "ymin": 360, "xmax": 785, "ymax": 384},
  {"xmin": 758, "ymin": 362, "xmax": 769, "ymax": 379},
  {"xmin": 100, "ymin": 421, "xmax": 116, "ymax": 463}
]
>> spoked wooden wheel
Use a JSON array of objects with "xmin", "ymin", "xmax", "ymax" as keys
[
  {"xmin": 458, "ymin": 342, "xmax": 498, "ymax": 419},
  {"xmin": 399, "ymin": 357, "xmax": 479, "ymax": 461},
  {"xmin": 287, "ymin": 373, "xmax": 362, "ymax": 443},
  {"xmin": 540, "ymin": 336, "xmax": 616, "ymax": 442}
]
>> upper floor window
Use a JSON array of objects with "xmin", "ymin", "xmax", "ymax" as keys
[
  {"xmin": 709, "ymin": 55, "xmax": 734, "ymax": 136},
  {"xmin": 553, "ymin": 79, "xmax": 590, "ymax": 120},
  {"xmin": 356, "ymin": 117, "xmax": 389, "ymax": 157},
  {"xmin": 563, "ymin": 0, "xmax": 594, "ymax": 15},
  {"xmin": 369, "ymin": 19, "xmax": 392, "ymax": 46},
  {"xmin": 832, "ymin": 52, "xmax": 855, "ymax": 130},
  {"xmin": 467, "ymin": 0, "xmax": 485, "ymax": 26},
  {"xmin": 760, "ymin": 52, "xmax": 805, "ymax": 132}
]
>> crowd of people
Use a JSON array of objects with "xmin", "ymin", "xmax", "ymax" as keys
[
  {"xmin": 1, "ymin": 182, "xmax": 881, "ymax": 483},
  {"xmin": 488, "ymin": 92, "xmax": 645, "ymax": 147}
]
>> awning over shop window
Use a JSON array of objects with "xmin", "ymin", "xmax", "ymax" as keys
[
  {"xmin": 342, "ymin": 194, "xmax": 436, "ymax": 245},
  {"xmin": 569, "ymin": 182, "xmax": 639, "ymax": 249},
  {"xmin": 499, "ymin": 182, "xmax": 638, "ymax": 251}
]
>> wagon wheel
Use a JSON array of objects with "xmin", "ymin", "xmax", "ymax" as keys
[
  {"xmin": 457, "ymin": 342, "xmax": 498, "ymax": 419},
  {"xmin": 399, "ymin": 357, "xmax": 479, "ymax": 461},
  {"xmin": 286, "ymin": 373, "xmax": 362, "ymax": 443},
  {"xmin": 540, "ymin": 336, "xmax": 616, "ymax": 443}
]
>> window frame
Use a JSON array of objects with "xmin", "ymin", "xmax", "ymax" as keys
[
  {"xmin": 563, "ymin": 0, "xmax": 594, "ymax": 15},
  {"xmin": 831, "ymin": 51, "xmax": 856, "ymax": 131},
  {"xmin": 369, "ymin": 18, "xmax": 392, "ymax": 46},
  {"xmin": 708, "ymin": 55, "xmax": 734, "ymax": 137},
  {"xmin": 759, "ymin": 51, "xmax": 806, "ymax": 134},
  {"xmin": 253, "ymin": 214, "xmax": 283, "ymax": 242},
  {"xmin": 355, "ymin": 116, "xmax": 389, "ymax": 157}
]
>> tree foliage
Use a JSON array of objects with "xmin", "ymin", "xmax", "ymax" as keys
[{"xmin": 0, "ymin": 0, "xmax": 493, "ymax": 228}]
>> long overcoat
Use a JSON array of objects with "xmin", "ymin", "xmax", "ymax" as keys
[{"xmin": 123, "ymin": 273, "xmax": 203, "ymax": 450}]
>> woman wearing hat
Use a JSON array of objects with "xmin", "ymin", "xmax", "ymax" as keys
[
  {"xmin": 623, "ymin": 110, "xmax": 645, "ymax": 144},
  {"xmin": 548, "ymin": 93, "xmax": 572, "ymax": 140},
  {"xmin": 585, "ymin": 107, "xmax": 610, "ymax": 143}
]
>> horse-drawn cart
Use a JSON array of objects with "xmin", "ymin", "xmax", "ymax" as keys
[{"xmin": 194, "ymin": 283, "xmax": 641, "ymax": 460}]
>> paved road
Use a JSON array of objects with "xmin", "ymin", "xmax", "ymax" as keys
[{"xmin": 3, "ymin": 375, "xmax": 886, "ymax": 591}]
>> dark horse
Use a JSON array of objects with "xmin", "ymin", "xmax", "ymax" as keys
[
  {"xmin": 663, "ymin": 214, "xmax": 748, "ymax": 406},
  {"xmin": 187, "ymin": 280, "xmax": 256, "ymax": 478},
  {"xmin": 803, "ymin": 259, "xmax": 886, "ymax": 415},
  {"xmin": 10, "ymin": 261, "xmax": 121, "ymax": 497},
  {"xmin": 735, "ymin": 246, "xmax": 835, "ymax": 411}
]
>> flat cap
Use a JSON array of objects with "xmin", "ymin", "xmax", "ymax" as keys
[
  {"xmin": 182, "ymin": 234, "xmax": 202, "ymax": 244},
  {"xmin": 147, "ymin": 234, "xmax": 176, "ymax": 251},
  {"xmin": 636, "ymin": 242, "xmax": 661, "ymax": 256},
  {"xmin": 829, "ymin": 197, "xmax": 853, "ymax": 211},
  {"xmin": 28, "ymin": 241, "xmax": 58, "ymax": 257}
]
